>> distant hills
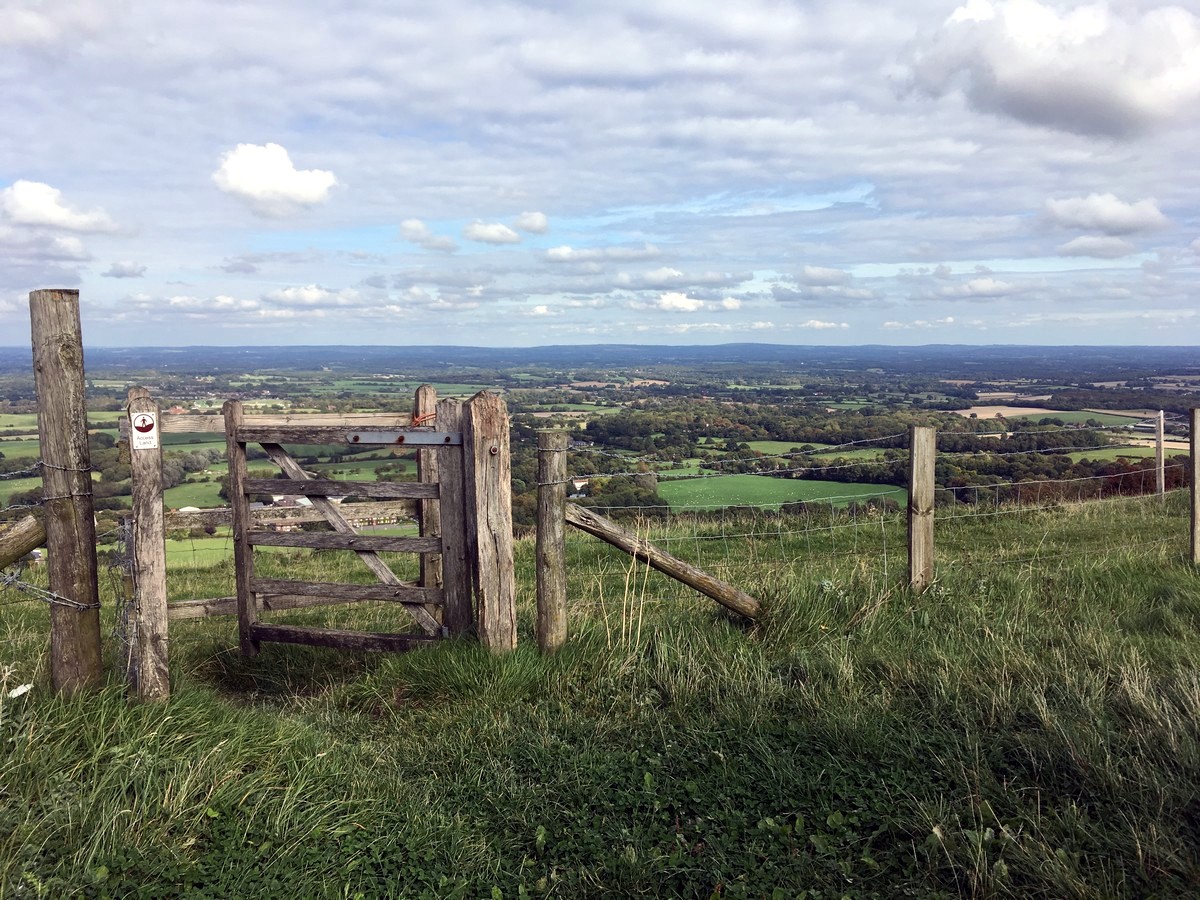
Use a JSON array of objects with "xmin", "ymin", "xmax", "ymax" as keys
[{"xmin": 1, "ymin": 343, "xmax": 1198, "ymax": 380}]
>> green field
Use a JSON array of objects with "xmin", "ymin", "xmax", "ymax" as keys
[
  {"xmin": 0, "ymin": 475, "xmax": 41, "ymax": 506},
  {"xmin": 1067, "ymin": 446, "xmax": 1156, "ymax": 463},
  {"xmin": 1003, "ymin": 410, "xmax": 1140, "ymax": 426},
  {"xmin": 658, "ymin": 473, "xmax": 906, "ymax": 509},
  {"xmin": 742, "ymin": 439, "xmax": 835, "ymax": 454},
  {"xmin": 0, "ymin": 438, "xmax": 41, "ymax": 459}
]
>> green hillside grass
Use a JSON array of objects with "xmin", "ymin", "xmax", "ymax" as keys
[{"xmin": 1, "ymin": 491, "xmax": 1196, "ymax": 897}]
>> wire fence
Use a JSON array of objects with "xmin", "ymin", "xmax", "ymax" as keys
[
  {"xmin": 1, "ymin": 417, "xmax": 1195, "ymax": 626},
  {"xmin": 554, "ymin": 430, "xmax": 1194, "ymax": 617}
]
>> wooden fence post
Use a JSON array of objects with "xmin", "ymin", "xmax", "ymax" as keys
[
  {"xmin": 223, "ymin": 400, "xmax": 258, "ymax": 656},
  {"xmin": 1191, "ymin": 408, "xmax": 1199, "ymax": 566},
  {"xmin": 437, "ymin": 397, "xmax": 472, "ymax": 635},
  {"xmin": 127, "ymin": 388, "xmax": 169, "ymax": 701},
  {"xmin": 29, "ymin": 288, "xmax": 103, "ymax": 693},
  {"xmin": 414, "ymin": 384, "xmax": 442, "ymax": 602},
  {"xmin": 537, "ymin": 431, "xmax": 568, "ymax": 653},
  {"xmin": 1156, "ymin": 410, "xmax": 1165, "ymax": 497},
  {"xmin": 463, "ymin": 391, "xmax": 516, "ymax": 651},
  {"xmin": 908, "ymin": 425, "xmax": 936, "ymax": 592}
]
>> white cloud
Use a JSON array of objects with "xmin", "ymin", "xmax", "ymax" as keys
[
  {"xmin": 799, "ymin": 265, "xmax": 850, "ymax": 286},
  {"xmin": 514, "ymin": 211, "xmax": 548, "ymax": 233},
  {"xmin": 212, "ymin": 143, "xmax": 337, "ymax": 218},
  {"xmin": 1045, "ymin": 194, "xmax": 1167, "ymax": 235},
  {"xmin": 909, "ymin": 1, "xmax": 1200, "ymax": 137},
  {"xmin": 399, "ymin": 218, "xmax": 457, "ymax": 252},
  {"xmin": 264, "ymin": 284, "xmax": 360, "ymax": 307},
  {"xmin": 720, "ymin": 297, "xmax": 742, "ymax": 310},
  {"xmin": 463, "ymin": 221, "xmax": 521, "ymax": 244},
  {"xmin": 937, "ymin": 277, "xmax": 1017, "ymax": 298},
  {"xmin": 1056, "ymin": 235, "xmax": 1136, "ymax": 259},
  {"xmin": 655, "ymin": 291, "xmax": 705, "ymax": 312},
  {"xmin": 545, "ymin": 244, "xmax": 661, "ymax": 263},
  {"xmin": 798, "ymin": 320, "xmax": 850, "ymax": 330},
  {"xmin": 102, "ymin": 260, "xmax": 146, "ymax": 278},
  {"xmin": 883, "ymin": 316, "xmax": 956, "ymax": 329},
  {"xmin": 0, "ymin": 180, "xmax": 117, "ymax": 232}
]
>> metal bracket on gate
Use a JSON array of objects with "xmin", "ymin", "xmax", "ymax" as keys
[{"xmin": 347, "ymin": 431, "xmax": 463, "ymax": 446}]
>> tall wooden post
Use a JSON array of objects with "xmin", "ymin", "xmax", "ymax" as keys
[
  {"xmin": 463, "ymin": 391, "xmax": 516, "ymax": 651},
  {"xmin": 223, "ymin": 400, "xmax": 258, "ymax": 656},
  {"xmin": 127, "ymin": 388, "xmax": 169, "ymax": 701},
  {"xmin": 437, "ymin": 397, "xmax": 472, "ymax": 635},
  {"xmin": 414, "ymin": 385, "xmax": 442, "ymax": 605},
  {"xmin": 29, "ymin": 288, "xmax": 103, "ymax": 693},
  {"xmin": 1156, "ymin": 410, "xmax": 1165, "ymax": 496},
  {"xmin": 1190, "ymin": 408, "xmax": 1199, "ymax": 566},
  {"xmin": 908, "ymin": 425, "xmax": 936, "ymax": 592},
  {"xmin": 537, "ymin": 431, "xmax": 568, "ymax": 653}
]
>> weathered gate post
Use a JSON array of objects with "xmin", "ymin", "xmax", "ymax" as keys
[
  {"xmin": 437, "ymin": 397, "xmax": 473, "ymax": 635},
  {"xmin": 536, "ymin": 430, "xmax": 568, "ymax": 653},
  {"xmin": 463, "ymin": 391, "xmax": 516, "ymax": 651},
  {"xmin": 29, "ymin": 288, "xmax": 103, "ymax": 693},
  {"xmin": 908, "ymin": 425, "xmax": 936, "ymax": 592},
  {"xmin": 414, "ymin": 384, "xmax": 442, "ymax": 600},
  {"xmin": 127, "ymin": 387, "xmax": 169, "ymax": 701}
]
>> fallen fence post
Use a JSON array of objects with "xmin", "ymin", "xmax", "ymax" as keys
[
  {"xmin": 564, "ymin": 502, "xmax": 760, "ymax": 620},
  {"xmin": 127, "ymin": 387, "xmax": 169, "ymax": 701},
  {"xmin": 463, "ymin": 391, "xmax": 516, "ymax": 651},
  {"xmin": 0, "ymin": 515, "xmax": 46, "ymax": 570},
  {"xmin": 29, "ymin": 288, "xmax": 103, "ymax": 693},
  {"xmin": 537, "ymin": 431, "xmax": 568, "ymax": 653},
  {"xmin": 908, "ymin": 425, "xmax": 936, "ymax": 592}
]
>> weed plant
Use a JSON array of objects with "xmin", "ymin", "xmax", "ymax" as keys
[{"xmin": 1, "ymin": 491, "xmax": 1198, "ymax": 897}]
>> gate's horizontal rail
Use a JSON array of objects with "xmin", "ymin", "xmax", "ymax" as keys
[
  {"xmin": 164, "ymin": 500, "xmax": 416, "ymax": 530},
  {"xmin": 250, "ymin": 577, "xmax": 442, "ymax": 605},
  {"xmin": 250, "ymin": 623, "xmax": 439, "ymax": 652},
  {"xmin": 247, "ymin": 530, "xmax": 441, "ymax": 553},
  {"xmin": 243, "ymin": 478, "xmax": 438, "ymax": 500},
  {"xmin": 236, "ymin": 425, "xmax": 460, "ymax": 445}
]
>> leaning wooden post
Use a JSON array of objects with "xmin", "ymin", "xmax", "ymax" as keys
[
  {"xmin": 908, "ymin": 425, "xmax": 936, "ymax": 592},
  {"xmin": 0, "ymin": 515, "xmax": 46, "ymax": 570},
  {"xmin": 437, "ymin": 398, "xmax": 472, "ymax": 634},
  {"xmin": 463, "ymin": 391, "xmax": 516, "ymax": 651},
  {"xmin": 29, "ymin": 288, "xmax": 103, "ymax": 693},
  {"xmin": 127, "ymin": 387, "xmax": 169, "ymax": 701},
  {"xmin": 1155, "ymin": 410, "xmax": 1165, "ymax": 497},
  {"xmin": 414, "ymin": 385, "xmax": 442, "ymax": 604},
  {"xmin": 537, "ymin": 431, "xmax": 569, "ymax": 653},
  {"xmin": 1190, "ymin": 408, "xmax": 1199, "ymax": 566}
]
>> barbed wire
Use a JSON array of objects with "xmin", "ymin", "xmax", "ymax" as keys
[{"xmin": 0, "ymin": 563, "xmax": 102, "ymax": 610}]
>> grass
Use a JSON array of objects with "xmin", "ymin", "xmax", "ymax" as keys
[
  {"xmin": 2, "ymin": 491, "xmax": 1198, "ymax": 897},
  {"xmin": 658, "ymin": 473, "xmax": 906, "ymax": 510}
]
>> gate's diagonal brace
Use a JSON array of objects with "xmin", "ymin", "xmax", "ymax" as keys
[
  {"xmin": 260, "ymin": 443, "xmax": 442, "ymax": 636},
  {"xmin": 564, "ymin": 503, "xmax": 761, "ymax": 620}
]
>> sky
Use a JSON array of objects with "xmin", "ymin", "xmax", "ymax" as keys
[{"xmin": 2, "ymin": 0, "xmax": 1199, "ymax": 348}]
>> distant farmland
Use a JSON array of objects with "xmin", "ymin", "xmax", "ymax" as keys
[{"xmin": 657, "ymin": 473, "xmax": 906, "ymax": 510}]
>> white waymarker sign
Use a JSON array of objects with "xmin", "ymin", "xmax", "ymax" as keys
[{"xmin": 131, "ymin": 412, "xmax": 159, "ymax": 451}]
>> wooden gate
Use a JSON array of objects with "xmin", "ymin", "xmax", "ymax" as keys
[{"xmin": 223, "ymin": 393, "xmax": 512, "ymax": 656}]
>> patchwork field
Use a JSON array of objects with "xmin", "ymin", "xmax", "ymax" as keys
[{"xmin": 657, "ymin": 473, "xmax": 906, "ymax": 510}]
